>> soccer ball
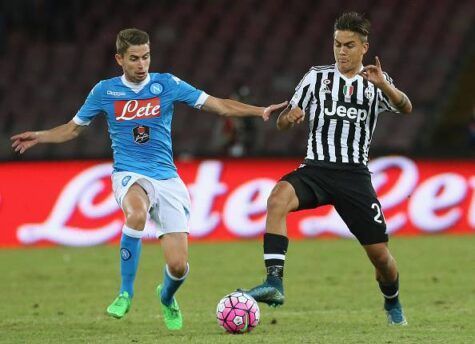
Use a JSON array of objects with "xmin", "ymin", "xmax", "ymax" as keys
[{"xmin": 216, "ymin": 291, "xmax": 260, "ymax": 334}]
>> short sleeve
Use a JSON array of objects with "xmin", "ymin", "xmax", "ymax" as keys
[
  {"xmin": 169, "ymin": 74, "xmax": 208, "ymax": 109},
  {"xmin": 377, "ymin": 72, "xmax": 399, "ymax": 114},
  {"xmin": 73, "ymin": 82, "xmax": 104, "ymax": 125},
  {"xmin": 289, "ymin": 69, "xmax": 315, "ymax": 112}
]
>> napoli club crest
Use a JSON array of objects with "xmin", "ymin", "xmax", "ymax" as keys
[
  {"xmin": 133, "ymin": 125, "xmax": 150, "ymax": 144},
  {"xmin": 150, "ymin": 83, "xmax": 163, "ymax": 95},
  {"xmin": 121, "ymin": 248, "xmax": 131, "ymax": 260},
  {"xmin": 121, "ymin": 175, "xmax": 131, "ymax": 186}
]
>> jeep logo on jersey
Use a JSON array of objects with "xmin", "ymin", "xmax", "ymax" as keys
[
  {"xmin": 114, "ymin": 98, "xmax": 161, "ymax": 121},
  {"xmin": 323, "ymin": 100, "xmax": 368, "ymax": 122},
  {"xmin": 133, "ymin": 125, "xmax": 150, "ymax": 144}
]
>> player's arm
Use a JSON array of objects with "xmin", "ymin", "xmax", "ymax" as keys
[
  {"xmin": 11, "ymin": 120, "xmax": 85, "ymax": 154},
  {"xmin": 278, "ymin": 68, "xmax": 315, "ymax": 130},
  {"xmin": 201, "ymin": 96, "xmax": 287, "ymax": 121},
  {"xmin": 360, "ymin": 56, "xmax": 412, "ymax": 114},
  {"xmin": 276, "ymin": 105, "xmax": 305, "ymax": 130},
  {"xmin": 378, "ymin": 83, "xmax": 412, "ymax": 114}
]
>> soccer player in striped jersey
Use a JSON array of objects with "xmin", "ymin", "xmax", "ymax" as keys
[
  {"xmin": 11, "ymin": 28, "xmax": 286, "ymax": 330},
  {"xmin": 243, "ymin": 12, "xmax": 412, "ymax": 326}
]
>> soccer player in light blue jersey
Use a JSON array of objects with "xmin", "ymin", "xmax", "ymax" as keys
[{"xmin": 11, "ymin": 28, "xmax": 287, "ymax": 330}]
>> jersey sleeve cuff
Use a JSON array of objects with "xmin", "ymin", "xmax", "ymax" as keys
[
  {"xmin": 289, "ymin": 99, "xmax": 298, "ymax": 110},
  {"xmin": 72, "ymin": 115, "xmax": 91, "ymax": 126},
  {"xmin": 194, "ymin": 92, "xmax": 209, "ymax": 109}
]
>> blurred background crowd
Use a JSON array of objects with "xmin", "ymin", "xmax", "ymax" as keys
[{"xmin": 0, "ymin": 0, "xmax": 474, "ymax": 160}]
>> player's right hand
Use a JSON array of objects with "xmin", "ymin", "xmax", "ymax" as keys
[
  {"xmin": 11, "ymin": 131, "xmax": 40, "ymax": 154},
  {"xmin": 286, "ymin": 108, "xmax": 305, "ymax": 124}
]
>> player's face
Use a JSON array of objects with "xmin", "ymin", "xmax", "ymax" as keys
[
  {"xmin": 115, "ymin": 44, "xmax": 151, "ymax": 83},
  {"xmin": 333, "ymin": 30, "xmax": 368, "ymax": 75}
]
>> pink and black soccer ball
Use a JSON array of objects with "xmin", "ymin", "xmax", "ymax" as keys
[{"xmin": 216, "ymin": 291, "xmax": 260, "ymax": 334}]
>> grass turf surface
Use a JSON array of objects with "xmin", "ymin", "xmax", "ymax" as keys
[{"xmin": 0, "ymin": 236, "xmax": 474, "ymax": 343}]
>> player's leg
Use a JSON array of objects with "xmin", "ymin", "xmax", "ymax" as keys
[
  {"xmin": 242, "ymin": 181, "xmax": 297, "ymax": 306},
  {"xmin": 244, "ymin": 167, "xmax": 325, "ymax": 306},
  {"xmin": 157, "ymin": 232, "xmax": 188, "ymax": 330},
  {"xmin": 266, "ymin": 183, "xmax": 298, "ymax": 278},
  {"xmin": 364, "ymin": 242, "xmax": 407, "ymax": 325},
  {"xmin": 107, "ymin": 182, "xmax": 150, "ymax": 318},
  {"xmin": 333, "ymin": 170, "xmax": 407, "ymax": 325},
  {"xmin": 152, "ymin": 177, "xmax": 191, "ymax": 330}
]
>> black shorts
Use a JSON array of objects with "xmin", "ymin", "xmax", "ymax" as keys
[{"xmin": 281, "ymin": 164, "xmax": 388, "ymax": 245}]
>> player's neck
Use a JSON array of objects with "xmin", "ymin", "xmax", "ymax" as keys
[
  {"xmin": 121, "ymin": 74, "xmax": 150, "ymax": 93},
  {"xmin": 122, "ymin": 74, "xmax": 150, "ymax": 85},
  {"xmin": 337, "ymin": 63, "xmax": 363, "ymax": 79}
]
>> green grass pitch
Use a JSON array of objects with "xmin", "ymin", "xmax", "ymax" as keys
[{"xmin": 1, "ymin": 236, "xmax": 474, "ymax": 343}]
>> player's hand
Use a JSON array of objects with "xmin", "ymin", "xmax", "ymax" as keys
[
  {"xmin": 360, "ymin": 56, "xmax": 387, "ymax": 88},
  {"xmin": 262, "ymin": 101, "xmax": 288, "ymax": 121},
  {"xmin": 11, "ymin": 131, "xmax": 40, "ymax": 154},
  {"xmin": 286, "ymin": 107, "xmax": 305, "ymax": 124}
]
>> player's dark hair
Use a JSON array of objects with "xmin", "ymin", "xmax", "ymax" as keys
[
  {"xmin": 334, "ymin": 12, "xmax": 370, "ymax": 42},
  {"xmin": 116, "ymin": 28, "xmax": 150, "ymax": 55}
]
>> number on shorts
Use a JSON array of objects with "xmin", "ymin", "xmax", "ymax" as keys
[{"xmin": 371, "ymin": 203, "xmax": 383, "ymax": 224}]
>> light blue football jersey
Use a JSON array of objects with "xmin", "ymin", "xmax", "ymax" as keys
[{"xmin": 73, "ymin": 73, "xmax": 208, "ymax": 180}]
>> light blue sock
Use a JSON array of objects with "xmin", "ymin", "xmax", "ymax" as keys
[
  {"xmin": 160, "ymin": 263, "xmax": 189, "ymax": 306},
  {"xmin": 119, "ymin": 225, "xmax": 144, "ymax": 298}
]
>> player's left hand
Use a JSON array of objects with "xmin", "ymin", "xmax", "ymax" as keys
[
  {"xmin": 360, "ymin": 56, "xmax": 387, "ymax": 88},
  {"xmin": 263, "ymin": 101, "xmax": 288, "ymax": 121},
  {"xmin": 11, "ymin": 131, "xmax": 40, "ymax": 154}
]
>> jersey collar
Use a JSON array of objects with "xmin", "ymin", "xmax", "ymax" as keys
[
  {"xmin": 335, "ymin": 64, "xmax": 364, "ymax": 83},
  {"xmin": 121, "ymin": 74, "xmax": 151, "ymax": 93}
]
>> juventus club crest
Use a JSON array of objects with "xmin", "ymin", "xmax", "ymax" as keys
[{"xmin": 365, "ymin": 87, "xmax": 374, "ymax": 100}]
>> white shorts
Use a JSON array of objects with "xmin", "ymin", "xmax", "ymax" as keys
[{"xmin": 111, "ymin": 171, "xmax": 191, "ymax": 238}]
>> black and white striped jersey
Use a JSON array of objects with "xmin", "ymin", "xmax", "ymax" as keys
[{"xmin": 289, "ymin": 64, "xmax": 399, "ymax": 166}]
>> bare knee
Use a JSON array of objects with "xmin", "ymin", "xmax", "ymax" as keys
[
  {"xmin": 267, "ymin": 194, "xmax": 287, "ymax": 215},
  {"xmin": 167, "ymin": 260, "xmax": 188, "ymax": 279},
  {"xmin": 267, "ymin": 184, "xmax": 295, "ymax": 217},
  {"xmin": 125, "ymin": 209, "xmax": 148, "ymax": 230},
  {"xmin": 369, "ymin": 250, "xmax": 393, "ymax": 271}
]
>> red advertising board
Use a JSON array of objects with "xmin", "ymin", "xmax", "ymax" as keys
[{"xmin": 0, "ymin": 156, "xmax": 474, "ymax": 247}]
